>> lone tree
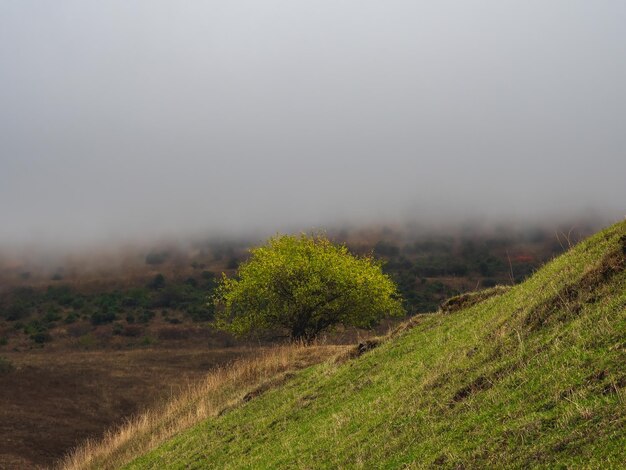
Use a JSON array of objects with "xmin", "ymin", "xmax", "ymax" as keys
[{"xmin": 214, "ymin": 234, "xmax": 403, "ymax": 341}]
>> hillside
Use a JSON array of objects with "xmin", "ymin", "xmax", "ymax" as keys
[{"xmin": 70, "ymin": 221, "xmax": 626, "ymax": 469}]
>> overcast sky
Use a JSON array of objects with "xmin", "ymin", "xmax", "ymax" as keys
[{"xmin": 1, "ymin": 1, "xmax": 625, "ymax": 247}]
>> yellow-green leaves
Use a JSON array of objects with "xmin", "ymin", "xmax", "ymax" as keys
[{"xmin": 214, "ymin": 233, "xmax": 403, "ymax": 340}]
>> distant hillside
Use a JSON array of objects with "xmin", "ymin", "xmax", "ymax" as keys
[
  {"xmin": 1, "ymin": 221, "xmax": 602, "ymax": 351},
  {"xmin": 65, "ymin": 220, "xmax": 625, "ymax": 468}
]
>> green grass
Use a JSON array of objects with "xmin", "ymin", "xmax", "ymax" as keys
[{"xmin": 127, "ymin": 221, "xmax": 626, "ymax": 469}]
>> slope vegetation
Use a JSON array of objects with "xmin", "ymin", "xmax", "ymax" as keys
[{"xmin": 76, "ymin": 221, "xmax": 626, "ymax": 469}]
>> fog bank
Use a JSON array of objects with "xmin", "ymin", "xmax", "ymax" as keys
[{"xmin": 1, "ymin": 1, "xmax": 625, "ymax": 248}]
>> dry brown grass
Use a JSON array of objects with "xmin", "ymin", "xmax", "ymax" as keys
[{"xmin": 58, "ymin": 342, "xmax": 347, "ymax": 470}]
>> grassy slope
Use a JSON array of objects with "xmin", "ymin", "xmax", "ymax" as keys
[{"xmin": 128, "ymin": 221, "xmax": 626, "ymax": 469}]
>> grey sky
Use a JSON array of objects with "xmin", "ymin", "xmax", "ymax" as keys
[{"xmin": 1, "ymin": 1, "xmax": 625, "ymax": 247}]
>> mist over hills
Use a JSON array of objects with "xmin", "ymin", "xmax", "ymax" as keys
[{"xmin": 1, "ymin": 1, "xmax": 625, "ymax": 249}]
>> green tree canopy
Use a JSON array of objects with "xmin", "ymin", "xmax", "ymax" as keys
[{"xmin": 214, "ymin": 233, "xmax": 403, "ymax": 340}]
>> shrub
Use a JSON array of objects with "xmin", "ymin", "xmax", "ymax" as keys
[
  {"xmin": 24, "ymin": 319, "xmax": 47, "ymax": 336},
  {"xmin": 94, "ymin": 292, "xmax": 122, "ymax": 312},
  {"xmin": 0, "ymin": 356, "xmax": 14, "ymax": 374},
  {"xmin": 145, "ymin": 251, "xmax": 169, "ymax": 265},
  {"xmin": 139, "ymin": 310, "xmax": 155, "ymax": 324},
  {"xmin": 31, "ymin": 331, "xmax": 52, "ymax": 343},
  {"xmin": 148, "ymin": 274, "xmax": 166, "ymax": 290},
  {"xmin": 215, "ymin": 234, "xmax": 403, "ymax": 340},
  {"xmin": 91, "ymin": 311, "xmax": 117, "ymax": 325},
  {"xmin": 186, "ymin": 305, "xmax": 213, "ymax": 322},
  {"xmin": 45, "ymin": 285, "xmax": 75, "ymax": 306},
  {"xmin": 5, "ymin": 303, "xmax": 28, "ymax": 321},
  {"xmin": 64, "ymin": 312, "xmax": 79, "ymax": 324},
  {"xmin": 141, "ymin": 336, "xmax": 156, "ymax": 346},
  {"xmin": 122, "ymin": 288, "xmax": 150, "ymax": 308},
  {"xmin": 112, "ymin": 322, "xmax": 124, "ymax": 335},
  {"xmin": 44, "ymin": 311, "xmax": 62, "ymax": 323},
  {"xmin": 150, "ymin": 285, "xmax": 191, "ymax": 309}
]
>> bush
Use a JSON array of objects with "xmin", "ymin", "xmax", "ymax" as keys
[
  {"xmin": 148, "ymin": 274, "xmax": 166, "ymax": 290},
  {"xmin": 43, "ymin": 311, "xmax": 62, "ymax": 323},
  {"xmin": 150, "ymin": 285, "xmax": 191, "ymax": 309},
  {"xmin": 45, "ymin": 285, "xmax": 75, "ymax": 306},
  {"xmin": 31, "ymin": 331, "xmax": 52, "ymax": 344},
  {"xmin": 186, "ymin": 305, "xmax": 213, "ymax": 322},
  {"xmin": 215, "ymin": 234, "xmax": 403, "ymax": 340},
  {"xmin": 5, "ymin": 303, "xmax": 29, "ymax": 321},
  {"xmin": 0, "ymin": 356, "xmax": 14, "ymax": 374},
  {"xmin": 141, "ymin": 336, "xmax": 156, "ymax": 346},
  {"xmin": 145, "ymin": 251, "xmax": 169, "ymax": 265},
  {"xmin": 64, "ymin": 312, "xmax": 79, "ymax": 324},
  {"xmin": 24, "ymin": 319, "xmax": 47, "ymax": 336},
  {"xmin": 94, "ymin": 292, "xmax": 122, "ymax": 312},
  {"xmin": 91, "ymin": 311, "xmax": 117, "ymax": 325},
  {"xmin": 122, "ymin": 288, "xmax": 150, "ymax": 308},
  {"xmin": 139, "ymin": 310, "xmax": 155, "ymax": 324}
]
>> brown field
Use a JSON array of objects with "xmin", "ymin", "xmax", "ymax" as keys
[
  {"xmin": 0, "ymin": 344, "xmax": 259, "ymax": 469},
  {"xmin": 0, "ymin": 327, "xmax": 371, "ymax": 470}
]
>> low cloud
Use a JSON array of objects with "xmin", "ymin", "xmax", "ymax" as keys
[{"xmin": 1, "ymin": 1, "xmax": 624, "ymax": 249}]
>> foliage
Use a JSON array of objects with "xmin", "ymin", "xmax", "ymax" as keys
[
  {"xmin": 145, "ymin": 251, "xmax": 169, "ymax": 265},
  {"xmin": 138, "ymin": 310, "xmax": 155, "ymax": 324},
  {"xmin": 91, "ymin": 310, "xmax": 117, "ymax": 325},
  {"xmin": 31, "ymin": 331, "xmax": 52, "ymax": 344},
  {"xmin": 215, "ymin": 234, "xmax": 403, "ymax": 340},
  {"xmin": 4, "ymin": 302, "xmax": 29, "ymax": 321},
  {"xmin": 147, "ymin": 274, "xmax": 166, "ymax": 290},
  {"xmin": 64, "ymin": 312, "xmax": 79, "ymax": 324},
  {"xmin": 0, "ymin": 356, "xmax": 14, "ymax": 374},
  {"xmin": 127, "ymin": 221, "xmax": 626, "ymax": 469}
]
